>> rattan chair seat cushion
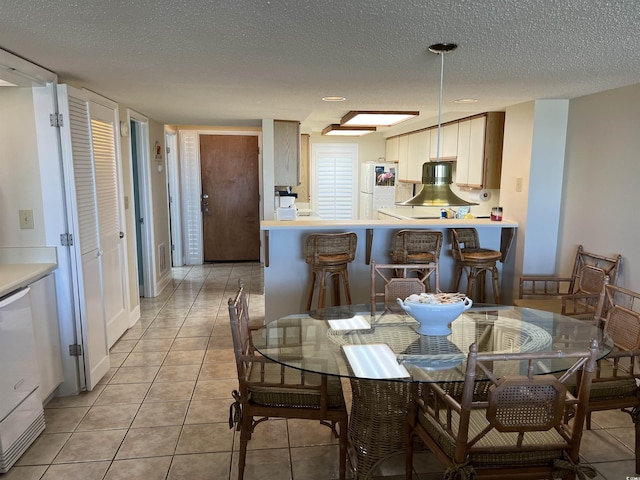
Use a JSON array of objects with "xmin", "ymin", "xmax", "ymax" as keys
[
  {"xmin": 315, "ymin": 253, "xmax": 351, "ymax": 265},
  {"xmin": 419, "ymin": 407, "xmax": 568, "ymax": 467},
  {"xmin": 563, "ymin": 359, "xmax": 639, "ymax": 400},
  {"xmin": 458, "ymin": 248, "xmax": 503, "ymax": 262},
  {"xmin": 247, "ymin": 363, "xmax": 345, "ymax": 408},
  {"xmin": 390, "ymin": 252, "xmax": 437, "ymax": 263}
]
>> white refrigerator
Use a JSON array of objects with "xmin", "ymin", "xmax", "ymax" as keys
[{"xmin": 359, "ymin": 162, "xmax": 397, "ymax": 219}]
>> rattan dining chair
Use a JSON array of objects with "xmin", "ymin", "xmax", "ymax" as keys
[
  {"xmin": 578, "ymin": 283, "xmax": 640, "ymax": 473},
  {"xmin": 514, "ymin": 245, "xmax": 622, "ymax": 319},
  {"xmin": 370, "ymin": 260, "xmax": 438, "ymax": 315},
  {"xmin": 405, "ymin": 340, "xmax": 599, "ymax": 480},
  {"xmin": 228, "ymin": 280, "xmax": 348, "ymax": 480}
]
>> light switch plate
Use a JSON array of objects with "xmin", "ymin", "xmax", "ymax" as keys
[{"xmin": 19, "ymin": 209, "xmax": 34, "ymax": 229}]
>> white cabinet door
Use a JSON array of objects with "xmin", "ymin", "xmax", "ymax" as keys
[
  {"xmin": 429, "ymin": 122, "xmax": 459, "ymax": 160},
  {"xmin": 29, "ymin": 274, "xmax": 63, "ymax": 403},
  {"xmin": 407, "ymin": 130, "xmax": 430, "ymax": 182},
  {"xmin": 57, "ymin": 84, "xmax": 109, "ymax": 391},
  {"xmin": 397, "ymin": 135, "xmax": 409, "ymax": 180},
  {"xmin": 456, "ymin": 116, "xmax": 487, "ymax": 188},
  {"xmin": 385, "ymin": 137, "xmax": 399, "ymax": 162}
]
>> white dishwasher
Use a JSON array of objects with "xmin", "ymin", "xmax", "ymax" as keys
[{"xmin": 0, "ymin": 287, "xmax": 45, "ymax": 473}]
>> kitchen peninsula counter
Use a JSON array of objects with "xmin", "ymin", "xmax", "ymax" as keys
[{"xmin": 261, "ymin": 218, "xmax": 517, "ymax": 322}]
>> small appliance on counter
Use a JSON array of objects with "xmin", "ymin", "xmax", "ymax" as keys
[{"xmin": 276, "ymin": 192, "xmax": 298, "ymax": 220}]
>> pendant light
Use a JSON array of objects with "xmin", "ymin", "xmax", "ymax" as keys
[{"xmin": 398, "ymin": 42, "xmax": 477, "ymax": 207}]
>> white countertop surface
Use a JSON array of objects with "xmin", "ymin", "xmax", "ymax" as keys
[
  {"xmin": 0, "ymin": 263, "xmax": 57, "ymax": 298},
  {"xmin": 261, "ymin": 217, "xmax": 517, "ymax": 230}
]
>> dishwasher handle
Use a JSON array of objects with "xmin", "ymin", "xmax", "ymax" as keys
[{"xmin": 0, "ymin": 287, "xmax": 31, "ymax": 309}]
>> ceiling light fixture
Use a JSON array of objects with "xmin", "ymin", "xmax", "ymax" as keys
[
  {"xmin": 398, "ymin": 42, "xmax": 476, "ymax": 207},
  {"xmin": 340, "ymin": 111, "xmax": 419, "ymax": 127},
  {"xmin": 321, "ymin": 96, "xmax": 346, "ymax": 102},
  {"xmin": 454, "ymin": 98, "xmax": 478, "ymax": 104},
  {"xmin": 321, "ymin": 124, "xmax": 376, "ymax": 136}
]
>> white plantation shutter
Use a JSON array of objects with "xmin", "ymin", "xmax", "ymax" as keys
[
  {"xmin": 68, "ymin": 96, "xmax": 99, "ymax": 254},
  {"xmin": 91, "ymin": 119, "xmax": 120, "ymax": 236},
  {"xmin": 312, "ymin": 144, "xmax": 358, "ymax": 220},
  {"xmin": 179, "ymin": 130, "xmax": 203, "ymax": 264}
]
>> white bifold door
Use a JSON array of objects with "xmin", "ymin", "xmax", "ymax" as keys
[{"xmin": 56, "ymin": 84, "xmax": 129, "ymax": 390}]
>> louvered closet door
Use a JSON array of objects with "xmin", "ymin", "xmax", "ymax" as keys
[
  {"xmin": 56, "ymin": 84, "xmax": 109, "ymax": 390},
  {"xmin": 89, "ymin": 102, "xmax": 128, "ymax": 348}
]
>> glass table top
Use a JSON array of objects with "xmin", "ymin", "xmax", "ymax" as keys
[{"xmin": 251, "ymin": 304, "xmax": 612, "ymax": 383}]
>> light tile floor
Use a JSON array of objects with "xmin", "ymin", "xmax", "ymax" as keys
[{"xmin": 2, "ymin": 263, "xmax": 638, "ymax": 479}]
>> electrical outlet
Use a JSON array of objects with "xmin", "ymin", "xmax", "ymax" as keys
[
  {"xmin": 515, "ymin": 177, "xmax": 523, "ymax": 192},
  {"xmin": 19, "ymin": 209, "xmax": 34, "ymax": 229}
]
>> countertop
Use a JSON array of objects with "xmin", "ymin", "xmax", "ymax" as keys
[
  {"xmin": 0, "ymin": 263, "xmax": 58, "ymax": 298},
  {"xmin": 261, "ymin": 217, "xmax": 517, "ymax": 230}
]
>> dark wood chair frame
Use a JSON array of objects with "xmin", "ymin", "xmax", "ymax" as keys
[
  {"xmin": 228, "ymin": 280, "xmax": 348, "ymax": 480},
  {"xmin": 406, "ymin": 340, "xmax": 599, "ymax": 480}
]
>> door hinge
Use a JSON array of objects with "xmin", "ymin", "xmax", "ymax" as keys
[
  {"xmin": 69, "ymin": 344, "xmax": 82, "ymax": 356},
  {"xmin": 50, "ymin": 113, "xmax": 64, "ymax": 127},
  {"xmin": 60, "ymin": 233, "xmax": 74, "ymax": 246}
]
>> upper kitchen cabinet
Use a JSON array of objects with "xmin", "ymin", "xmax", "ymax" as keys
[
  {"xmin": 429, "ymin": 122, "xmax": 458, "ymax": 160},
  {"xmin": 274, "ymin": 120, "xmax": 300, "ymax": 186},
  {"xmin": 396, "ymin": 134, "xmax": 410, "ymax": 180},
  {"xmin": 385, "ymin": 136, "xmax": 399, "ymax": 162},
  {"xmin": 407, "ymin": 129, "xmax": 430, "ymax": 182},
  {"xmin": 455, "ymin": 112, "xmax": 505, "ymax": 189}
]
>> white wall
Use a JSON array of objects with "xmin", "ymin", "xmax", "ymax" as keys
[
  {"xmin": 560, "ymin": 84, "xmax": 640, "ymax": 291},
  {"xmin": 0, "ymin": 88, "xmax": 46, "ymax": 246}
]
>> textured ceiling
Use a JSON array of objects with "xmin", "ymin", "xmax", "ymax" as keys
[{"xmin": 2, "ymin": 0, "xmax": 640, "ymax": 133}]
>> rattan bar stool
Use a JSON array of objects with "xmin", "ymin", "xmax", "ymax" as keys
[
  {"xmin": 450, "ymin": 228, "xmax": 504, "ymax": 303},
  {"xmin": 390, "ymin": 229, "xmax": 442, "ymax": 291},
  {"xmin": 304, "ymin": 232, "xmax": 357, "ymax": 310}
]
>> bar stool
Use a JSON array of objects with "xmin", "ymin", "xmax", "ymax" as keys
[
  {"xmin": 450, "ymin": 228, "xmax": 505, "ymax": 304},
  {"xmin": 390, "ymin": 230, "xmax": 442, "ymax": 291},
  {"xmin": 305, "ymin": 232, "xmax": 357, "ymax": 310}
]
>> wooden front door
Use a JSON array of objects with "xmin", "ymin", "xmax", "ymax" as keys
[{"xmin": 200, "ymin": 135, "xmax": 260, "ymax": 262}]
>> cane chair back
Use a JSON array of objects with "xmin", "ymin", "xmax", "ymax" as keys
[
  {"xmin": 582, "ymin": 284, "xmax": 640, "ymax": 473},
  {"xmin": 406, "ymin": 341, "xmax": 599, "ymax": 480},
  {"xmin": 370, "ymin": 260, "xmax": 437, "ymax": 314},
  {"xmin": 515, "ymin": 245, "xmax": 622, "ymax": 319},
  {"xmin": 389, "ymin": 230, "xmax": 442, "ymax": 291},
  {"xmin": 228, "ymin": 280, "xmax": 348, "ymax": 480}
]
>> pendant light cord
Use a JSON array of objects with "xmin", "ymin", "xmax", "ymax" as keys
[{"xmin": 436, "ymin": 50, "xmax": 444, "ymax": 163}]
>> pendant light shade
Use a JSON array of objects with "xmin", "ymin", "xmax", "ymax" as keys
[{"xmin": 397, "ymin": 42, "xmax": 477, "ymax": 207}]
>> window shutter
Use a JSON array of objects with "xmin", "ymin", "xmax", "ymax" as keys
[{"xmin": 313, "ymin": 144, "xmax": 358, "ymax": 220}]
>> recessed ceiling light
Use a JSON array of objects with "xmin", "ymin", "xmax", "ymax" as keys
[
  {"xmin": 321, "ymin": 96, "xmax": 346, "ymax": 102},
  {"xmin": 0, "ymin": 78, "xmax": 17, "ymax": 87},
  {"xmin": 341, "ymin": 111, "xmax": 419, "ymax": 127},
  {"xmin": 321, "ymin": 124, "xmax": 376, "ymax": 136},
  {"xmin": 454, "ymin": 98, "xmax": 478, "ymax": 104}
]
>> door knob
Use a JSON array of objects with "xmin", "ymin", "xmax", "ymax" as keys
[
  {"xmin": 202, "ymin": 193, "xmax": 209, "ymax": 200},
  {"xmin": 119, "ymin": 232, "xmax": 124, "ymax": 239}
]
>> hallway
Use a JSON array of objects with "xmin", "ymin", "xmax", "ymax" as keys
[{"xmin": 2, "ymin": 263, "xmax": 637, "ymax": 479}]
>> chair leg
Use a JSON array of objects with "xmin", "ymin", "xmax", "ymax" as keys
[
  {"xmin": 467, "ymin": 268, "xmax": 477, "ymax": 303},
  {"xmin": 305, "ymin": 271, "xmax": 316, "ymax": 311},
  {"xmin": 635, "ymin": 411, "xmax": 640, "ymax": 474},
  {"xmin": 318, "ymin": 270, "xmax": 328, "ymax": 309},
  {"xmin": 331, "ymin": 272, "xmax": 341, "ymax": 306},
  {"xmin": 338, "ymin": 417, "xmax": 348, "ymax": 480},
  {"xmin": 491, "ymin": 265, "xmax": 501, "ymax": 304},
  {"xmin": 342, "ymin": 269, "xmax": 352, "ymax": 305},
  {"xmin": 453, "ymin": 264, "xmax": 462, "ymax": 292},
  {"xmin": 239, "ymin": 414, "xmax": 252, "ymax": 480}
]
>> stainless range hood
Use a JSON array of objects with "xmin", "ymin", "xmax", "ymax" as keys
[{"xmin": 397, "ymin": 162, "xmax": 477, "ymax": 207}]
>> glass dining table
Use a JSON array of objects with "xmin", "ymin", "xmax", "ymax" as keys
[{"xmin": 251, "ymin": 304, "xmax": 612, "ymax": 479}]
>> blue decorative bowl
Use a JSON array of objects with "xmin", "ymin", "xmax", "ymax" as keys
[{"xmin": 396, "ymin": 296, "xmax": 472, "ymax": 336}]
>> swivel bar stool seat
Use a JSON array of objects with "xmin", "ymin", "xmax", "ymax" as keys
[
  {"xmin": 390, "ymin": 229, "xmax": 442, "ymax": 291},
  {"xmin": 305, "ymin": 232, "xmax": 357, "ymax": 310},
  {"xmin": 450, "ymin": 228, "xmax": 504, "ymax": 304}
]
